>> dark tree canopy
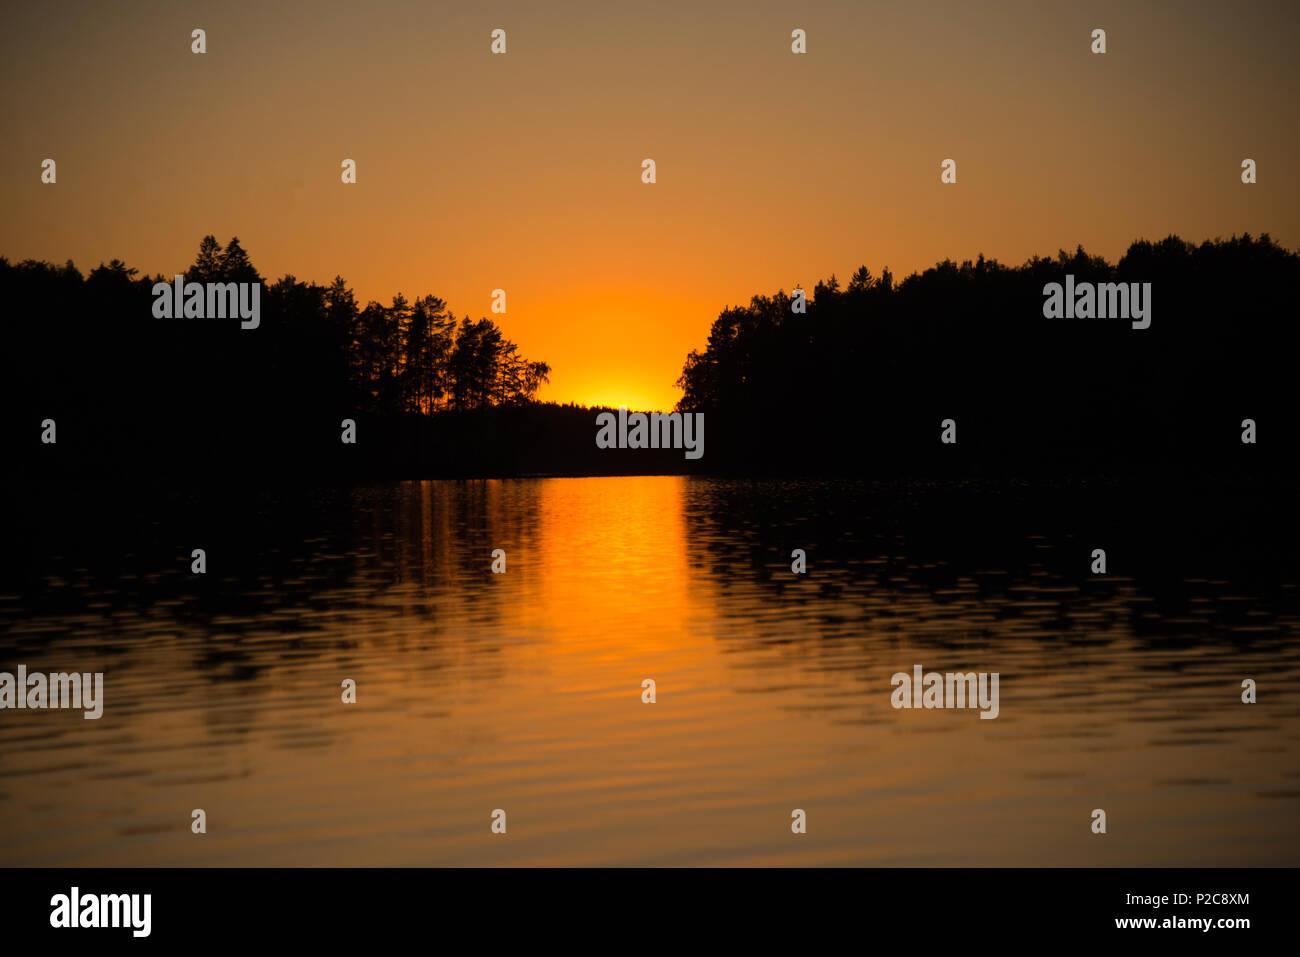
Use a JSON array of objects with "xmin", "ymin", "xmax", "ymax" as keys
[
  {"xmin": 1, "ymin": 236, "xmax": 552, "ymax": 478},
  {"xmin": 1, "ymin": 235, "xmax": 550, "ymax": 422},
  {"xmin": 674, "ymin": 234, "xmax": 1299, "ymax": 472}
]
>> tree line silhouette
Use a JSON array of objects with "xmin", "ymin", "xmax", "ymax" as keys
[
  {"xmin": 674, "ymin": 233, "xmax": 1298, "ymax": 476},
  {"xmin": 35, "ymin": 235, "xmax": 550, "ymax": 415},
  {"xmin": 2, "ymin": 236, "xmax": 562, "ymax": 478},
  {"xmin": 3, "ymin": 231, "xmax": 1297, "ymax": 480}
]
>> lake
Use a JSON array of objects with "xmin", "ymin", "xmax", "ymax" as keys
[{"xmin": 2, "ymin": 475, "xmax": 1297, "ymax": 865}]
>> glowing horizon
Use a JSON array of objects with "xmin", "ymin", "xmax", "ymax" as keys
[{"xmin": 2, "ymin": 0, "xmax": 1297, "ymax": 413}]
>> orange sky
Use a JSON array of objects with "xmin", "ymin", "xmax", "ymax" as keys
[{"xmin": 2, "ymin": 0, "xmax": 1297, "ymax": 411}]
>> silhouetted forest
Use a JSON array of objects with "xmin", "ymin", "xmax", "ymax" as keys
[
  {"xmin": 1, "ymin": 236, "xmax": 588, "ymax": 478},
  {"xmin": 7, "ymin": 234, "xmax": 550, "ymax": 414},
  {"xmin": 675, "ymin": 234, "xmax": 1298, "ymax": 477},
  {"xmin": 3, "ymin": 232, "xmax": 1296, "ymax": 480}
]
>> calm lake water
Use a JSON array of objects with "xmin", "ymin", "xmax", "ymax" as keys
[{"xmin": 2, "ymin": 475, "xmax": 1298, "ymax": 865}]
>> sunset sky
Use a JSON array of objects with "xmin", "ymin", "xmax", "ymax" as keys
[{"xmin": 2, "ymin": 0, "xmax": 1297, "ymax": 411}]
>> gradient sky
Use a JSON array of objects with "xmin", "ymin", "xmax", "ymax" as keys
[{"xmin": 2, "ymin": 0, "xmax": 1297, "ymax": 410}]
